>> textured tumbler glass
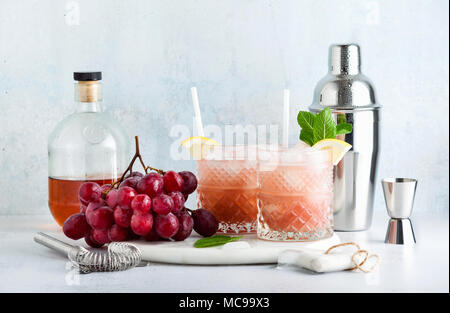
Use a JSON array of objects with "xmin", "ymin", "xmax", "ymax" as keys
[
  {"xmin": 257, "ymin": 146, "xmax": 334, "ymax": 241},
  {"xmin": 196, "ymin": 145, "xmax": 258, "ymax": 234}
]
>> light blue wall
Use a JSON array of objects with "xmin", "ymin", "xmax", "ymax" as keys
[{"xmin": 0, "ymin": 0, "xmax": 448, "ymax": 215}]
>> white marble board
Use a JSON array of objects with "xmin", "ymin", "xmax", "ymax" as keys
[{"xmin": 129, "ymin": 233, "xmax": 340, "ymax": 265}]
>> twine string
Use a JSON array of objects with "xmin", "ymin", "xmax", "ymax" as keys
[
  {"xmin": 325, "ymin": 242, "xmax": 381, "ymax": 273},
  {"xmin": 354, "ymin": 253, "xmax": 381, "ymax": 273}
]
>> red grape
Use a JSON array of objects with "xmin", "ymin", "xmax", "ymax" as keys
[
  {"xmin": 105, "ymin": 189, "xmax": 118, "ymax": 208},
  {"xmin": 100, "ymin": 184, "xmax": 113, "ymax": 194},
  {"xmin": 168, "ymin": 191, "xmax": 185, "ymax": 214},
  {"xmin": 152, "ymin": 194, "xmax": 173, "ymax": 215},
  {"xmin": 137, "ymin": 172, "xmax": 164, "ymax": 198},
  {"xmin": 163, "ymin": 171, "xmax": 184, "ymax": 193},
  {"xmin": 108, "ymin": 224, "xmax": 129, "ymax": 242},
  {"xmin": 192, "ymin": 209, "xmax": 218, "ymax": 237},
  {"xmin": 85, "ymin": 199, "xmax": 106, "ymax": 224},
  {"xmin": 119, "ymin": 176, "xmax": 140, "ymax": 189},
  {"xmin": 117, "ymin": 186, "xmax": 137, "ymax": 210},
  {"xmin": 130, "ymin": 212, "xmax": 153, "ymax": 236},
  {"xmin": 178, "ymin": 171, "xmax": 197, "ymax": 195},
  {"xmin": 63, "ymin": 213, "xmax": 90, "ymax": 240},
  {"xmin": 78, "ymin": 182, "xmax": 102, "ymax": 204},
  {"xmin": 172, "ymin": 211, "xmax": 194, "ymax": 241},
  {"xmin": 131, "ymin": 194, "xmax": 152, "ymax": 213},
  {"xmin": 155, "ymin": 213, "xmax": 179, "ymax": 239},
  {"xmin": 89, "ymin": 206, "xmax": 114, "ymax": 230},
  {"xmin": 142, "ymin": 227, "xmax": 161, "ymax": 241},
  {"xmin": 80, "ymin": 204, "xmax": 87, "ymax": 213},
  {"xmin": 113, "ymin": 206, "xmax": 133, "ymax": 228},
  {"xmin": 125, "ymin": 171, "xmax": 144, "ymax": 179},
  {"xmin": 92, "ymin": 228, "xmax": 111, "ymax": 245},
  {"xmin": 85, "ymin": 230, "xmax": 104, "ymax": 248}
]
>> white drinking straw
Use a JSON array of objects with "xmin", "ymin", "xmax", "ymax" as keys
[
  {"xmin": 190, "ymin": 87, "xmax": 205, "ymax": 137},
  {"xmin": 282, "ymin": 89, "xmax": 290, "ymax": 148}
]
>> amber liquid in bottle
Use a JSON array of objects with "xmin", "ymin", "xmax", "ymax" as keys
[{"xmin": 48, "ymin": 177, "xmax": 115, "ymax": 226}]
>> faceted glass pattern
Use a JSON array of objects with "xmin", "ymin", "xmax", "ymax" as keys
[
  {"xmin": 197, "ymin": 156, "xmax": 258, "ymax": 234},
  {"xmin": 257, "ymin": 151, "xmax": 334, "ymax": 241}
]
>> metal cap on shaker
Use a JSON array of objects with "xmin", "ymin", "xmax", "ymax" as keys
[
  {"xmin": 329, "ymin": 44, "xmax": 360, "ymax": 75},
  {"xmin": 310, "ymin": 44, "xmax": 380, "ymax": 111},
  {"xmin": 309, "ymin": 44, "xmax": 381, "ymax": 231}
]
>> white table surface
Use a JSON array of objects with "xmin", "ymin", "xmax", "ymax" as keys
[{"xmin": 0, "ymin": 210, "xmax": 448, "ymax": 293}]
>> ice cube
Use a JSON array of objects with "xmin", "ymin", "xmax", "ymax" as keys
[{"xmin": 293, "ymin": 141, "xmax": 311, "ymax": 150}]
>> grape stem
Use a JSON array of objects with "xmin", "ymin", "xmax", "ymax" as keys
[
  {"xmin": 106, "ymin": 136, "xmax": 165, "ymax": 195},
  {"xmin": 145, "ymin": 165, "xmax": 165, "ymax": 175}
]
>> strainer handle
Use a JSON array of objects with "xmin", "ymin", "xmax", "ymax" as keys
[{"xmin": 34, "ymin": 232, "xmax": 75, "ymax": 256}]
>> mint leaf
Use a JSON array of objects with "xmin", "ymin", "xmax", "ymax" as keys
[
  {"xmin": 336, "ymin": 123, "xmax": 352, "ymax": 135},
  {"xmin": 297, "ymin": 111, "xmax": 316, "ymax": 133},
  {"xmin": 337, "ymin": 113, "xmax": 347, "ymax": 125},
  {"xmin": 313, "ymin": 107, "xmax": 336, "ymax": 142},
  {"xmin": 299, "ymin": 130, "xmax": 314, "ymax": 146},
  {"xmin": 297, "ymin": 108, "xmax": 353, "ymax": 146},
  {"xmin": 194, "ymin": 235, "xmax": 242, "ymax": 248}
]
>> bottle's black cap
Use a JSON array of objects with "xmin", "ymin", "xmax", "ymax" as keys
[{"xmin": 73, "ymin": 72, "xmax": 102, "ymax": 81}]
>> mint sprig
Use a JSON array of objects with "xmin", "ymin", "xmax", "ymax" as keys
[
  {"xmin": 297, "ymin": 111, "xmax": 315, "ymax": 133},
  {"xmin": 336, "ymin": 123, "xmax": 353, "ymax": 135},
  {"xmin": 313, "ymin": 108, "xmax": 336, "ymax": 143},
  {"xmin": 297, "ymin": 107, "xmax": 352, "ymax": 146},
  {"xmin": 194, "ymin": 235, "xmax": 242, "ymax": 248}
]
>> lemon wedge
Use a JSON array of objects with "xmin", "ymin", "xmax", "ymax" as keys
[
  {"xmin": 181, "ymin": 136, "xmax": 219, "ymax": 160},
  {"xmin": 313, "ymin": 138, "xmax": 352, "ymax": 165}
]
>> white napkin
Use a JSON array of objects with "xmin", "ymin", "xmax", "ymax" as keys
[{"xmin": 278, "ymin": 249, "xmax": 356, "ymax": 273}]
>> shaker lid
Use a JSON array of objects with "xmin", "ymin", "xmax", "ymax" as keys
[
  {"xmin": 74, "ymin": 72, "xmax": 102, "ymax": 81},
  {"xmin": 310, "ymin": 44, "xmax": 380, "ymax": 112}
]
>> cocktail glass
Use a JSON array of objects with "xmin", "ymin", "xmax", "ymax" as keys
[
  {"xmin": 196, "ymin": 145, "xmax": 258, "ymax": 234},
  {"xmin": 257, "ymin": 145, "xmax": 334, "ymax": 241}
]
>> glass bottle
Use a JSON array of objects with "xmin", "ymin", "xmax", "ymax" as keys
[{"xmin": 48, "ymin": 72, "xmax": 130, "ymax": 226}]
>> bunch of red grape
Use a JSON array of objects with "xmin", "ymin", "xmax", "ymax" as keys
[{"xmin": 62, "ymin": 170, "xmax": 218, "ymax": 248}]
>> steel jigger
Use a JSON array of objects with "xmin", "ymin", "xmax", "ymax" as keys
[{"xmin": 381, "ymin": 178, "xmax": 418, "ymax": 245}]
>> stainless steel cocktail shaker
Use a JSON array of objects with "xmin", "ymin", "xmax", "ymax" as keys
[{"xmin": 309, "ymin": 44, "xmax": 380, "ymax": 231}]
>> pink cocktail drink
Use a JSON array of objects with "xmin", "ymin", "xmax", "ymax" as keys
[
  {"xmin": 257, "ymin": 146, "xmax": 334, "ymax": 241},
  {"xmin": 197, "ymin": 146, "xmax": 258, "ymax": 234}
]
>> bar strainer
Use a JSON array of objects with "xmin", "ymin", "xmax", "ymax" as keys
[{"xmin": 34, "ymin": 232, "xmax": 146, "ymax": 274}]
